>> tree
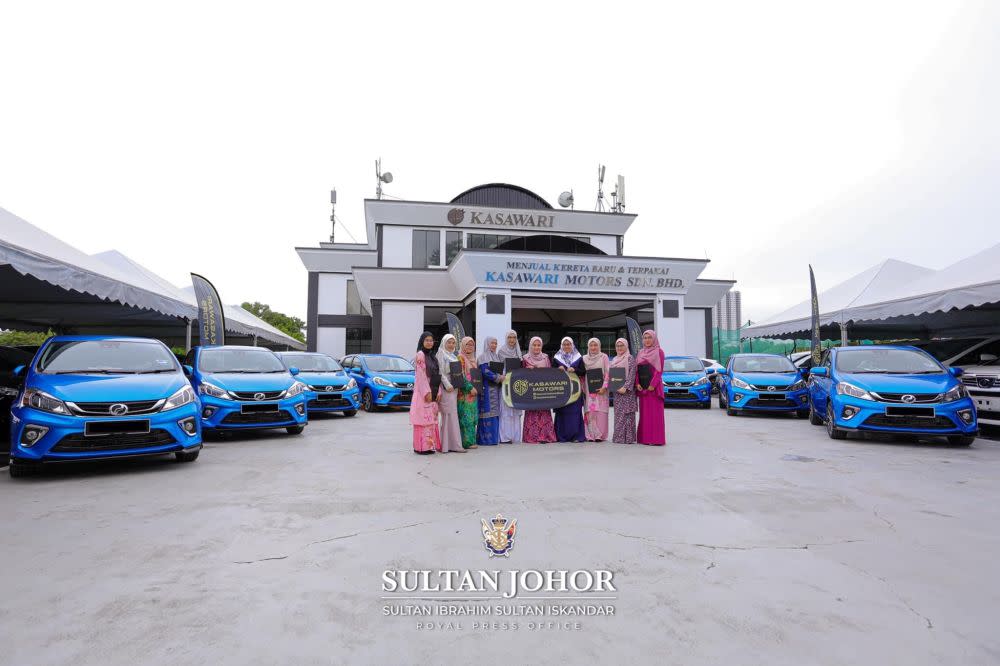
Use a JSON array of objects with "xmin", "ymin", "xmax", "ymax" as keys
[
  {"xmin": 241, "ymin": 302, "xmax": 306, "ymax": 343},
  {"xmin": 0, "ymin": 329, "xmax": 53, "ymax": 347}
]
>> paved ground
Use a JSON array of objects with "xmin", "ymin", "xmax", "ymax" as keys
[{"xmin": 3, "ymin": 402, "xmax": 999, "ymax": 665}]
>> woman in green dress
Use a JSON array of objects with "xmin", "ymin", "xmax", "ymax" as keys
[{"xmin": 457, "ymin": 336, "xmax": 480, "ymax": 449}]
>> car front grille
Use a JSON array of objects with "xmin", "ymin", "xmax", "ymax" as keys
[
  {"xmin": 309, "ymin": 384, "xmax": 345, "ymax": 391},
  {"xmin": 744, "ymin": 398, "xmax": 798, "ymax": 408},
  {"xmin": 52, "ymin": 429, "xmax": 176, "ymax": 452},
  {"xmin": 230, "ymin": 390, "xmax": 285, "ymax": 401},
  {"xmin": 222, "ymin": 409, "xmax": 291, "ymax": 424},
  {"xmin": 862, "ymin": 414, "xmax": 955, "ymax": 430},
  {"xmin": 664, "ymin": 392, "xmax": 698, "ymax": 400},
  {"xmin": 871, "ymin": 392, "xmax": 941, "ymax": 404},
  {"xmin": 963, "ymin": 376, "xmax": 998, "ymax": 389},
  {"xmin": 69, "ymin": 400, "xmax": 163, "ymax": 416},
  {"xmin": 393, "ymin": 381, "xmax": 414, "ymax": 389},
  {"xmin": 309, "ymin": 397, "xmax": 351, "ymax": 408},
  {"xmin": 749, "ymin": 384, "xmax": 792, "ymax": 391}
]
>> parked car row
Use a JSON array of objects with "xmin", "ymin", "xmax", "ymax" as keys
[{"xmin": 5, "ymin": 336, "xmax": 364, "ymax": 477}]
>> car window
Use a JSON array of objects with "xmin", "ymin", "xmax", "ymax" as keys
[
  {"xmin": 952, "ymin": 339, "xmax": 1000, "ymax": 367},
  {"xmin": 731, "ymin": 355, "xmax": 797, "ymax": 373},
  {"xmin": 701, "ymin": 359, "xmax": 711, "ymax": 368}
]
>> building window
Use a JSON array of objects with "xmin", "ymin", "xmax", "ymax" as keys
[
  {"xmin": 345, "ymin": 327, "xmax": 372, "ymax": 354},
  {"xmin": 467, "ymin": 233, "xmax": 515, "ymax": 250},
  {"xmin": 446, "ymin": 231, "xmax": 462, "ymax": 265},
  {"xmin": 346, "ymin": 280, "xmax": 369, "ymax": 315},
  {"xmin": 412, "ymin": 229, "xmax": 441, "ymax": 268}
]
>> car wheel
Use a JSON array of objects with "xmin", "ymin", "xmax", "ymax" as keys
[
  {"xmin": 8, "ymin": 459, "xmax": 41, "ymax": 478},
  {"xmin": 809, "ymin": 403, "xmax": 824, "ymax": 426},
  {"xmin": 286, "ymin": 425, "xmax": 305, "ymax": 435},
  {"xmin": 343, "ymin": 410, "xmax": 357, "ymax": 417},
  {"xmin": 947, "ymin": 435, "xmax": 975, "ymax": 446},
  {"xmin": 826, "ymin": 403, "xmax": 847, "ymax": 440},
  {"xmin": 175, "ymin": 449, "xmax": 200, "ymax": 463},
  {"xmin": 362, "ymin": 389, "xmax": 376, "ymax": 412}
]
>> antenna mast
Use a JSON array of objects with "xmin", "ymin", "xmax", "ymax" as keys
[
  {"xmin": 594, "ymin": 164, "xmax": 606, "ymax": 212},
  {"xmin": 375, "ymin": 158, "xmax": 393, "ymax": 199},
  {"xmin": 329, "ymin": 188, "xmax": 337, "ymax": 242}
]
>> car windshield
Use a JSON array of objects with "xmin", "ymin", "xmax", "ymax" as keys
[
  {"xmin": 279, "ymin": 354, "xmax": 343, "ymax": 372},
  {"xmin": 836, "ymin": 349, "xmax": 944, "ymax": 374},
  {"xmin": 731, "ymin": 356, "xmax": 797, "ymax": 373},
  {"xmin": 915, "ymin": 337, "xmax": 985, "ymax": 363},
  {"xmin": 365, "ymin": 356, "xmax": 413, "ymax": 372},
  {"xmin": 37, "ymin": 340, "xmax": 178, "ymax": 374},
  {"xmin": 199, "ymin": 348, "xmax": 286, "ymax": 373},
  {"xmin": 663, "ymin": 358, "xmax": 703, "ymax": 372}
]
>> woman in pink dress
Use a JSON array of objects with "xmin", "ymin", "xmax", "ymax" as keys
[
  {"xmin": 583, "ymin": 338, "xmax": 610, "ymax": 442},
  {"xmin": 521, "ymin": 336, "xmax": 557, "ymax": 443},
  {"xmin": 635, "ymin": 329, "xmax": 666, "ymax": 446},
  {"xmin": 410, "ymin": 332, "xmax": 442, "ymax": 454}
]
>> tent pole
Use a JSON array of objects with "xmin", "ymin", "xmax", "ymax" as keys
[
  {"xmin": 185, "ymin": 319, "xmax": 192, "ymax": 352},
  {"xmin": 840, "ymin": 322, "xmax": 848, "ymax": 347}
]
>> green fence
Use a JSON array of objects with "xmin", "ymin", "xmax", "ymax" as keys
[{"xmin": 709, "ymin": 329, "xmax": 866, "ymax": 366}]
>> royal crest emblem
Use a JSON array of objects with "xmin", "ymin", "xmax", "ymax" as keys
[{"xmin": 481, "ymin": 514, "xmax": 517, "ymax": 557}]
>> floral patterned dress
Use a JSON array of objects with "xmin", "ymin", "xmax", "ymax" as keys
[
  {"xmin": 612, "ymin": 354, "xmax": 638, "ymax": 444},
  {"xmin": 457, "ymin": 356, "xmax": 479, "ymax": 449},
  {"xmin": 522, "ymin": 355, "xmax": 557, "ymax": 443}
]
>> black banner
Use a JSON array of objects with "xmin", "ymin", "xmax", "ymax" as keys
[
  {"xmin": 609, "ymin": 367, "xmax": 627, "ymax": 394},
  {"xmin": 625, "ymin": 317, "xmax": 642, "ymax": 357},
  {"xmin": 191, "ymin": 273, "xmax": 226, "ymax": 346},
  {"xmin": 809, "ymin": 265, "xmax": 822, "ymax": 365},
  {"xmin": 502, "ymin": 368, "xmax": 581, "ymax": 410},
  {"xmin": 446, "ymin": 312, "xmax": 465, "ymax": 345}
]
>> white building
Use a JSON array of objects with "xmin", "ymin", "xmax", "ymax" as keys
[{"xmin": 296, "ymin": 184, "xmax": 735, "ymax": 359}]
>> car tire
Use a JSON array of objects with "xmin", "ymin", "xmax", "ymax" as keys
[
  {"xmin": 826, "ymin": 403, "xmax": 847, "ymax": 440},
  {"xmin": 343, "ymin": 410, "xmax": 357, "ymax": 417},
  {"xmin": 175, "ymin": 449, "xmax": 200, "ymax": 463},
  {"xmin": 809, "ymin": 404, "xmax": 824, "ymax": 426},
  {"xmin": 286, "ymin": 425, "xmax": 305, "ymax": 435},
  {"xmin": 9, "ymin": 459, "xmax": 41, "ymax": 478},
  {"xmin": 947, "ymin": 435, "xmax": 975, "ymax": 446},
  {"xmin": 362, "ymin": 389, "xmax": 377, "ymax": 413}
]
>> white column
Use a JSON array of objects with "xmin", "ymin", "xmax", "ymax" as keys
[
  {"xmin": 474, "ymin": 288, "xmax": 512, "ymax": 349},
  {"xmin": 654, "ymin": 294, "xmax": 686, "ymax": 356}
]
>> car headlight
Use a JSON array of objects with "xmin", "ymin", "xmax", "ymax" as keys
[
  {"xmin": 346, "ymin": 378, "xmax": 357, "ymax": 389},
  {"xmin": 692, "ymin": 376, "xmax": 710, "ymax": 386},
  {"xmin": 199, "ymin": 382, "xmax": 232, "ymax": 400},
  {"xmin": 836, "ymin": 381, "xmax": 873, "ymax": 400},
  {"xmin": 789, "ymin": 380, "xmax": 807, "ymax": 391},
  {"xmin": 21, "ymin": 388, "xmax": 70, "ymax": 415},
  {"xmin": 731, "ymin": 377, "xmax": 751, "ymax": 390},
  {"xmin": 372, "ymin": 376, "xmax": 393, "ymax": 387},
  {"xmin": 286, "ymin": 381, "xmax": 308, "ymax": 397},
  {"xmin": 162, "ymin": 385, "xmax": 196, "ymax": 411},
  {"xmin": 943, "ymin": 384, "xmax": 968, "ymax": 402}
]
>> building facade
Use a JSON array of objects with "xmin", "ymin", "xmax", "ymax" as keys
[{"xmin": 296, "ymin": 184, "xmax": 735, "ymax": 359}]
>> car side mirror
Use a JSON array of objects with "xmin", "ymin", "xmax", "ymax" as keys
[
  {"xmin": 182, "ymin": 364, "xmax": 194, "ymax": 376},
  {"xmin": 705, "ymin": 368, "xmax": 715, "ymax": 374},
  {"xmin": 289, "ymin": 367, "xmax": 300, "ymax": 376},
  {"xmin": 949, "ymin": 366, "xmax": 964, "ymax": 377},
  {"xmin": 810, "ymin": 367, "xmax": 828, "ymax": 377},
  {"xmin": 13, "ymin": 365, "xmax": 26, "ymax": 378},
  {"xmin": 980, "ymin": 353, "xmax": 998, "ymax": 363},
  {"xmin": 799, "ymin": 367, "xmax": 810, "ymax": 376}
]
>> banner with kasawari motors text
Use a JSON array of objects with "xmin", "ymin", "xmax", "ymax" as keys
[{"xmin": 190, "ymin": 273, "xmax": 226, "ymax": 346}]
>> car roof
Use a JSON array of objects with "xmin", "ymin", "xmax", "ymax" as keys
[
  {"xmin": 47, "ymin": 335, "xmax": 163, "ymax": 343},
  {"xmin": 357, "ymin": 353, "xmax": 404, "ymax": 359},
  {"xmin": 730, "ymin": 353, "xmax": 785, "ymax": 358},
  {"xmin": 831, "ymin": 345, "xmax": 922, "ymax": 353},
  {"xmin": 197, "ymin": 345, "xmax": 275, "ymax": 352}
]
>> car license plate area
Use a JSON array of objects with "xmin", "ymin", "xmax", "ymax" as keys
[
  {"xmin": 242, "ymin": 403, "xmax": 279, "ymax": 414},
  {"xmin": 668, "ymin": 389, "xmax": 689, "ymax": 395},
  {"xmin": 885, "ymin": 406, "xmax": 934, "ymax": 418},
  {"xmin": 398, "ymin": 391, "xmax": 413, "ymax": 401},
  {"xmin": 758, "ymin": 393, "xmax": 785, "ymax": 401},
  {"xmin": 85, "ymin": 419, "xmax": 151, "ymax": 436},
  {"xmin": 317, "ymin": 393, "xmax": 342, "ymax": 402}
]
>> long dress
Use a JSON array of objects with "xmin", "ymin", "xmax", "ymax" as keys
[
  {"xmin": 636, "ymin": 349, "xmax": 666, "ymax": 446},
  {"xmin": 554, "ymin": 356, "xmax": 587, "ymax": 442},
  {"xmin": 410, "ymin": 351, "xmax": 442, "ymax": 452},
  {"xmin": 522, "ymin": 356, "xmax": 557, "ymax": 444},
  {"xmin": 584, "ymin": 356, "xmax": 610, "ymax": 441},
  {"xmin": 457, "ymin": 356, "xmax": 479, "ymax": 449},
  {"xmin": 438, "ymin": 356, "xmax": 464, "ymax": 453},
  {"xmin": 498, "ymin": 371, "xmax": 522, "ymax": 444},
  {"xmin": 612, "ymin": 355, "xmax": 638, "ymax": 444},
  {"xmin": 477, "ymin": 362, "xmax": 501, "ymax": 445}
]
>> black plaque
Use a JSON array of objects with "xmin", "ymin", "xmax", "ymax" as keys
[
  {"xmin": 488, "ymin": 361, "xmax": 504, "ymax": 375},
  {"xmin": 586, "ymin": 368, "xmax": 605, "ymax": 393},
  {"xmin": 448, "ymin": 361, "xmax": 464, "ymax": 387},
  {"xmin": 469, "ymin": 367, "xmax": 484, "ymax": 394},
  {"xmin": 504, "ymin": 357, "xmax": 521, "ymax": 373},
  {"xmin": 502, "ymin": 368, "xmax": 581, "ymax": 410},
  {"xmin": 608, "ymin": 367, "xmax": 627, "ymax": 394},
  {"xmin": 637, "ymin": 364, "xmax": 654, "ymax": 390}
]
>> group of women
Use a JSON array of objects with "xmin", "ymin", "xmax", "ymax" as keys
[{"xmin": 410, "ymin": 328, "xmax": 667, "ymax": 454}]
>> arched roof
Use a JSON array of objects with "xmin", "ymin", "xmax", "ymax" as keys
[{"xmin": 450, "ymin": 183, "xmax": 552, "ymax": 210}]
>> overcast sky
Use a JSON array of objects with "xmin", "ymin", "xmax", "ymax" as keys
[{"xmin": 2, "ymin": 1, "xmax": 997, "ymax": 324}]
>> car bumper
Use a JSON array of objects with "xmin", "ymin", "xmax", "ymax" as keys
[
  {"xmin": 306, "ymin": 387, "xmax": 360, "ymax": 412},
  {"xmin": 9, "ymin": 402, "xmax": 202, "ymax": 462},
  {"xmin": 663, "ymin": 384, "xmax": 711, "ymax": 404},
  {"xmin": 370, "ymin": 385, "xmax": 413, "ymax": 407},
  {"xmin": 199, "ymin": 394, "xmax": 308, "ymax": 430},
  {"xmin": 830, "ymin": 395, "xmax": 978, "ymax": 435},
  {"xmin": 729, "ymin": 387, "xmax": 810, "ymax": 411}
]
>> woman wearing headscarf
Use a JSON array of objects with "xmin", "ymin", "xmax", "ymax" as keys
[
  {"xmin": 582, "ymin": 338, "xmax": 610, "ymax": 442},
  {"xmin": 410, "ymin": 332, "xmax": 442, "ymax": 454},
  {"xmin": 435, "ymin": 334, "xmax": 466, "ymax": 453},
  {"xmin": 457, "ymin": 336, "xmax": 479, "ymax": 449},
  {"xmin": 521, "ymin": 336, "xmax": 557, "ymax": 443},
  {"xmin": 635, "ymin": 329, "xmax": 666, "ymax": 446},
  {"xmin": 496, "ymin": 330, "xmax": 522, "ymax": 443},
  {"xmin": 553, "ymin": 336, "xmax": 587, "ymax": 443},
  {"xmin": 610, "ymin": 338, "xmax": 638, "ymax": 444},
  {"xmin": 476, "ymin": 336, "xmax": 503, "ymax": 445}
]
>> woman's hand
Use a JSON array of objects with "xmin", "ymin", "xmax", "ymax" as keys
[
  {"xmin": 470, "ymin": 388, "xmax": 478, "ymax": 396},
  {"xmin": 423, "ymin": 392, "xmax": 432, "ymax": 403},
  {"xmin": 446, "ymin": 386, "xmax": 454, "ymax": 393},
  {"xmin": 597, "ymin": 387, "xmax": 606, "ymax": 395},
  {"xmin": 617, "ymin": 386, "xmax": 626, "ymax": 394}
]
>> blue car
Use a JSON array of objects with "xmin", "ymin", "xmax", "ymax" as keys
[
  {"xmin": 8, "ymin": 336, "xmax": 202, "ymax": 477},
  {"xmin": 340, "ymin": 353, "xmax": 415, "ymax": 412},
  {"xmin": 275, "ymin": 351, "xmax": 360, "ymax": 417},
  {"xmin": 185, "ymin": 345, "xmax": 309, "ymax": 435},
  {"xmin": 718, "ymin": 353, "xmax": 810, "ymax": 417},
  {"xmin": 661, "ymin": 356, "xmax": 714, "ymax": 408},
  {"xmin": 808, "ymin": 345, "xmax": 977, "ymax": 445}
]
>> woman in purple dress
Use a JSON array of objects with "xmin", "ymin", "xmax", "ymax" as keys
[
  {"xmin": 635, "ymin": 329, "xmax": 666, "ymax": 446},
  {"xmin": 553, "ymin": 336, "xmax": 586, "ymax": 443},
  {"xmin": 611, "ymin": 338, "xmax": 637, "ymax": 444}
]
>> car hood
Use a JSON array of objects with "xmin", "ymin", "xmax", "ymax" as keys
[
  {"xmin": 297, "ymin": 371, "xmax": 351, "ymax": 387},
  {"xmin": 203, "ymin": 372, "xmax": 295, "ymax": 391},
  {"xmin": 373, "ymin": 372, "xmax": 415, "ymax": 384},
  {"xmin": 958, "ymin": 365, "xmax": 1000, "ymax": 375},
  {"xmin": 661, "ymin": 372, "xmax": 704, "ymax": 383},
  {"xmin": 32, "ymin": 372, "xmax": 189, "ymax": 402},
  {"xmin": 841, "ymin": 373, "xmax": 955, "ymax": 394},
  {"xmin": 734, "ymin": 372, "xmax": 801, "ymax": 387}
]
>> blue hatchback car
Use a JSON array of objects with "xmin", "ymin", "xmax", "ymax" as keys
[
  {"xmin": 718, "ymin": 353, "xmax": 810, "ymax": 417},
  {"xmin": 661, "ymin": 356, "xmax": 714, "ymax": 408},
  {"xmin": 8, "ymin": 336, "xmax": 202, "ymax": 477},
  {"xmin": 275, "ymin": 352, "xmax": 360, "ymax": 417},
  {"xmin": 185, "ymin": 346, "xmax": 309, "ymax": 435},
  {"xmin": 808, "ymin": 345, "xmax": 977, "ymax": 445},
  {"xmin": 340, "ymin": 353, "xmax": 415, "ymax": 412}
]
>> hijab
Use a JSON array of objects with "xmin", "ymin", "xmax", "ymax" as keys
[
  {"xmin": 554, "ymin": 336, "xmax": 582, "ymax": 368},
  {"xmin": 478, "ymin": 336, "xmax": 501, "ymax": 365},
  {"xmin": 459, "ymin": 336, "xmax": 477, "ymax": 369},
  {"xmin": 437, "ymin": 333, "xmax": 458, "ymax": 373},
  {"xmin": 497, "ymin": 330, "xmax": 522, "ymax": 361},
  {"xmin": 636, "ymin": 329, "xmax": 663, "ymax": 371},
  {"xmin": 523, "ymin": 336, "xmax": 548, "ymax": 368},
  {"xmin": 417, "ymin": 331, "xmax": 439, "ymax": 377},
  {"xmin": 583, "ymin": 337, "xmax": 607, "ymax": 370},
  {"xmin": 610, "ymin": 337, "xmax": 631, "ymax": 368}
]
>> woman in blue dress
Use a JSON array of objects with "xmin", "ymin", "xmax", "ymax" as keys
[
  {"xmin": 476, "ymin": 336, "xmax": 502, "ymax": 445},
  {"xmin": 552, "ymin": 336, "xmax": 586, "ymax": 442}
]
